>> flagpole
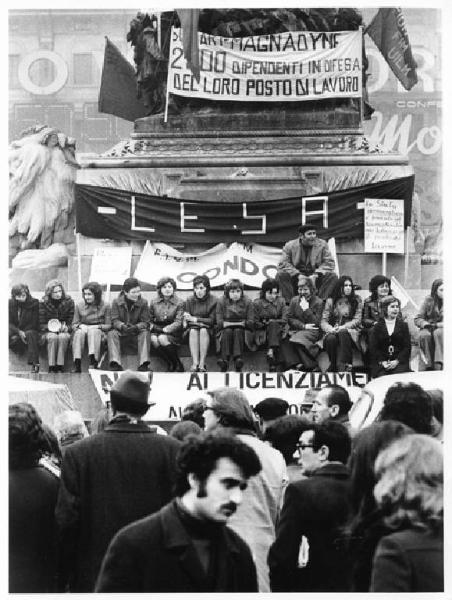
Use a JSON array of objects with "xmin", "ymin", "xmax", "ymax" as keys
[
  {"xmin": 404, "ymin": 226, "xmax": 411, "ymax": 286},
  {"xmin": 76, "ymin": 232, "xmax": 83, "ymax": 292}
]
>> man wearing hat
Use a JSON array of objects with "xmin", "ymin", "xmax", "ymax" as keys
[
  {"xmin": 276, "ymin": 224, "xmax": 338, "ymax": 303},
  {"xmin": 55, "ymin": 370, "xmax": 181, "ymax": 592},
  {"xmin": 254, "ymin": 397, "xmax": 289, "ymax": 434}
]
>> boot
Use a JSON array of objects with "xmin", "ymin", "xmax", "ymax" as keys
[
  {"xmin": 89, "ymin": 354, "xmax": 98, "ymax": 369},
  {"xmin": 73, "ymin": 358, "xmax": 82, "ymax": 373},
  {"xmin": 166, "ymin": 345, "xmax": 184, "ymax": 372}
]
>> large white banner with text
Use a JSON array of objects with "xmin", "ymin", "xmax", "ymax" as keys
[
  {"xmin": 168, "ymin": 27, "xmax": 362, "ymax": 101},
  {"xmin": 89, "ymin": 369, "xmax": 369, "ymax": 421},
  {"xmin": 134, "ymin": 241, "xmax": 281, "ymax": 289}
]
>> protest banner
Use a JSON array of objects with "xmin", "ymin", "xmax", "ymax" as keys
[
  {"xmin": 364, "ymin": 197, "xmax": 404, "ymax": 275},
  {"xmin": 167, "ymin": 27, "xmax": 362, "ymax": 102},
  {"xmin": 89, "ymin": 246, "xmax": 132, "ymax": 285},
  {"xmin": 89, "ymin": 369, "xmax": 369, "ymax": 422},
  {"xmin": 134, "ymin": 241, "xmax": 280, "ymax": 289},
  {"xmin": 75, "ymin": 176, "xmax": 414, "ymax": 244}
]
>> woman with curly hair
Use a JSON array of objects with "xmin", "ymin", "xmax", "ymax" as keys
[
  {"xmin": 182, "ymin": 275, "xmax": 217, "ymax": 372},
  {"xmin": 9, "ymin": 283, "xmax": 40, "ymax": 373},
  {"xmin": 71, "ymin": 281, "xmax": 111, "ymax": 372},
  {"xmin": 39, "ymin": 279, "xmax": 74, "ymax": 373},
  {"xmin": 370, "ymin": 434, "xmax": 443, "ymax": 592},
  {"xmin": 9, "ymin": 403, "xmax": 59, "ymax": 592},
  {"xmin": 149, "ymin": 276, "xmax": 184, "ymax": 371},
  {"xmin": 216, "ymin": 278, "xmax": 254, "ymax": 372},
  {"xmin": 284, "ymin": 276, "xmax": 323, "ymax": 371},
  {"xmin": 320, "ymin": 275, "xmax": 362, "ymax": 372},
  {"xmin": 414, "ymin": 278, "xmax": 443, "ymax": 370},
  {"xmin": 360, "ymin": 275, "xmax": 393, "ymax": 357},
  {"xmin": 253, "ymin": 278, "xmax": 288, "ymax": 371}
]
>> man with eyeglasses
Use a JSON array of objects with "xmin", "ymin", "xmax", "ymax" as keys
[{"xmin": 268, "ymin": 421, "xmax": 352, "ymax": 592}]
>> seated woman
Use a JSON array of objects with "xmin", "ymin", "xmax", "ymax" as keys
[
  {"xmin": 368, "ymin": 295, "xmax": 411, "ymax": 378},
  {"xmin": 149, "ymin": 277, "xmax": 184, "ymax": 372},
  {"xmin": 216, "ymin": 278, "xmax": 254, "ymax": 372},
  {"xmin": 39, "ymin": 279, "xmax": 74, "ymax": 373},
  {"xmin": 321, "ymin": 275, "xmax": 363, "ymax": 372},
  {"xmin": 414, "ymin": 278, "xmax": 443, "ymax": 370},
  {"xmin": 71, "ymin": 281, "xmax": 111, "ymax": 372},
  {"xmin": 284, "ymin": 276, "xmax": 323, "ymax": 371},
  {"xmin": 253, "ymin": 278, "xmax": 288, "ymax": 371},
  {"xmin": 182, "ymin": 275, "xmax": 217, "ymax": 372},
  {"xmin": 360, "ymin": 275, "xmax": 392, "ymax": 353},
  {"xmin": 370, "ymin": 434, "xmax": 443, "ymax": 592},
  {"xmin": 9, "ymin": 284, "xmax": 40, "ymax": 373}
]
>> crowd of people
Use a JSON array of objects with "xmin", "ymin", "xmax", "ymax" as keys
[
  {"xmin": 9, "ymin": 372, "xmax": 444, "ymax": 593},
  {"xmin": 8, "ymin": 227, "xmax": 443, "ymax": 376}
]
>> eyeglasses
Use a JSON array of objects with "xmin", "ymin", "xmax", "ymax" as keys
[
  {"xmin": 203, "ymin": 406, "xmax": 215, "ymax": 413},
  {"xmin": 296, "ymin": 443, "xmax": 313, "ymax": 451}
]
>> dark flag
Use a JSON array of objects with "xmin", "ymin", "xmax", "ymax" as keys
[
  {"xmin": 98, "ymin": 37, "xmax": 148, "ymax": 122},
  {"xmin": 366, "ymin": 8, "xmax": 418, "ymax": 91},
  {"xmin": 176, "ymin": 9, "xmax": 201, "ymax": 82}
]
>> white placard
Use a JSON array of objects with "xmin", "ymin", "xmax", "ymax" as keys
[
  {"xmin": 364, "ymin": 198, "xmax": 404, "ymax": 254},
  {"xmin": 89, "ymin": 246, "xmax": 132, "ymax": 285},
  {"xmin": 89, "ymin": 369, "xmax": 369, "ymax": 422}
]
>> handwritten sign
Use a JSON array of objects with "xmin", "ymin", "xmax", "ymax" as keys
[
  {"xmin": 168, "ymin": 27, "xmax": 362, "ymax": 102},
  {"xmin": 89, "ymin": 246, "xmax": 132, "ymax": 285},
  {"xmin": 364, "ymin": 198, "xmax": 404, "ymax": 253}
]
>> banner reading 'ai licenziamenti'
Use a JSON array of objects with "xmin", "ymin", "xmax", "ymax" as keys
[{"xmin": 168, "ymin": 27, "xmax": 363, "ymax": 101}]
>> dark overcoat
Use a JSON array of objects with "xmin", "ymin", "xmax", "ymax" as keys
[
  {"xmin": 268, "ymin": 462, "xmax": 352, "ymax": 592},
  {"xmin": 9, "ymin": 465, "xmax": 60, "ymax": 592},
  {"xmin": 55, "ymin": 420, "xmax": 181, "ymax": 592},
  {"xmin": 95, "ymin": 499, "xmax": 258, "ymax": 593},
  {"xmin": 9, "ymin": 296, "xmax": 39, "ymax": 336},
  {"xmin": 368, "ymin": 317, "xmax": 411, "ymax": 377}
]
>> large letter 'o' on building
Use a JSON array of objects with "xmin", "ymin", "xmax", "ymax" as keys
[{"xmin": 18, "ymin": 50, "xmax": 68, "ymax": 95}]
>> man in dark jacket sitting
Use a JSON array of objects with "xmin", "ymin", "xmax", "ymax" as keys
[
  {"xmin": 9, "ymin": 284, "xmax": 40, "ymax": 372},
  {"xmin": 268, "ymin": 420, "xmax": 352, "ymax": 592},
  {"xmin": 95, "ymin": 431, "xmax": 262, "ymax": 593}
]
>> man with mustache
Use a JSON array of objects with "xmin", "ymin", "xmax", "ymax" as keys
[{"xmin": 95, "ymin": 431, "xmax": 262, "ymax": 593}]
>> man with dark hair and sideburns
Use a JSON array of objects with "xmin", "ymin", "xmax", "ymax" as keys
[{"xmin": 95, "ymin": 431, "xmax": 262, "ymax": 593}]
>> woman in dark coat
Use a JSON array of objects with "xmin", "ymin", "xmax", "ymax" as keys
[
  {"xmin": 370, "ymin": 434, "xmax": 443, "ymax": 592},
  {"xmin": 320, "ymin": 275, "xmax": 362, "ymax": 372},
  {"xmin": 9, "ymin": 283, "xmax": 40, "ymax": 372},
  {"xmin": 39, "ymin": 279, "xmax": 75, "ymax": 372},
  {"xmin": 284, "ymin": 276, "xmax": 323, "ymax": 371},
  {"xmin": 345, "ymin": 420, "xmax": 413, "ymax": 592},
  {"xmin": 368, "ymin": 295, "xmax": 411, "ymax": 378},
  {"xmin": 253, "ymin": 278, "xmax": 288, "ymax": 371},
  {"xmin": 9, "ymin": 402, "xmax": 60, "ymax": 592},
  {"xmin": 182, "ymin": 274, "xmax": 217, "ymax": 372},
  {"xmin": 216, "ymin": 278, "xmax": 254, "ymax": 372},
  {"xmin": 414, "ymin": 278, "xmax": 443, "ymax": 370},
  {"xmin": 149, "ymin": 277, "xmax": 184, "ymax": 372}
]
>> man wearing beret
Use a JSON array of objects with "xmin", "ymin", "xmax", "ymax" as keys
[
  {"xmin": 96, "ymin": 431, "xmax": 262, "ymax": 593},
  {"xmin": 55, "ymin": 370, "xmax": 181, "ymax": 592},
  {"xmin": 254, "ymin": 397, "xmax": 289, "ymax": 434},
  {"xmin": 276, "ymin": 224, "xmax": 338, "ymax": 303}
]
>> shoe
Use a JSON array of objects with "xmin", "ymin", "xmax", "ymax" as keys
[
  {"xmin": 190, "ymin": 364, "xmax": 199, "ymax": 372},
  {"xmin": 174, "ymin": 360, "xmax": 184, "ymax": 373},
  {"xmin": 434, "ymin": 362, "xmax": 443, "ymax": 370},
  {"xmin": 89, "ymin": 354, "xmax": 98, "ymax": 369},
  {"xmin": 217, "ymin": 359, "xmax": 228, "ymax": 372},
  {"xmin": 198, "ymin": 365, "xmax": 207, "ymax": 372},
  {"xmin": 269, "ymin": 364, "xmax": 277, "ymax": 372},
  {"xmin": 73, "ymin": 359, "xmax": 82, "ymax": 373},
  {"xmin": 31, "ymin": 363, "xmax": 40, "ymax": 374},
  {"xmin": 109, "ymin": 361, "xmax": 123, "ymax": 371},
  {"xmin": 48, "ymin": 365, "xmax": 55, "ymax": 373},
  {"xmin": 234, "ymin": 357, "xmax": 244, "ymax": 372},
  {"xmin": 56, "ymin": 365, "xmax": 64, "ymax": 373},
  {"xmin": 138, "ymin": 361, "xmax": 150, "ymax": 372}
]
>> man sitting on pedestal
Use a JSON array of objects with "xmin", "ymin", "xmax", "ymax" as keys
[{"xmin": 276, "ymin": 224, "xmax": 338, "ymax": 303}]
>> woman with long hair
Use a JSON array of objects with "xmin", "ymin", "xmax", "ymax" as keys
[
  {"xmin": 253, "ymin": 278, "xmax": 288, "ymax": 371},
  {"xmin": 149, "ymin": 276, "xmax": 184, "ymax": 372},
  {"xmin": 284, "ymin": 276, "xmax": 323, "ymax": 371},
  {"xmin": 346, "ymin": 420, "xmax": 413, "ymax": 591},
  {"xmin": 320, "ymin": 275, "xmax": 362, "ymax": 372},
  {"xmin": 216, "ymin": 278, "xmax": 254, "ymax": 372},
  {"xmin": 9, "ymin": 283, "xmax": 40, "ymax": 373},
  {"xmin": 370, "ymin": 434, "xmax": 443, "ymax": 592},
  {"xmin": 414, "ymin": 278, "xmax": 443, "ymax": 370},
  {"xmin": 39, "ymin": 279, "xmax": 74, "ymax": 373},
  {"xmin": 182, "ymin": 274, "xmax": 217, "ymax": 372},
  {"xmin": 71, "ymin": 281, "xmax": 111, "ymax": 372},
  {"xmin": 368, "ymin": 295, "xmax": 411, "ymax": 378}
]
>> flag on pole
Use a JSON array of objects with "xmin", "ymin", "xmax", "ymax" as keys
[
  {"xmin": 176, "ymin": 9, "xmax": 201, "ymax": 82},
  {"xmin": 390, "ymin": 275, "xmax": 419, "ymax": 310},
  {"xmin": 98, "ymin": 37, "xmax": 148, "ymax": 122},
  {"xmin": 366, "ymin": 8, "xmax": 417, "ymax": 91}
]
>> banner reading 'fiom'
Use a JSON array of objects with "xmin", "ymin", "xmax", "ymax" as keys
[{"xmin": 168, "ymin": 27, "xmax": 362, "ymax": 102}]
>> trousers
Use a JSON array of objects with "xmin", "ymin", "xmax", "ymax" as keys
[{"xmin": 107, "ymin": 329, "xmax": 150, "ymax": 367}]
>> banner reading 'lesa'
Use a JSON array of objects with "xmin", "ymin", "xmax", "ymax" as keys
[{"xmin": 168, "ymin": 27, "xmax": 362, "ymax": 102}]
